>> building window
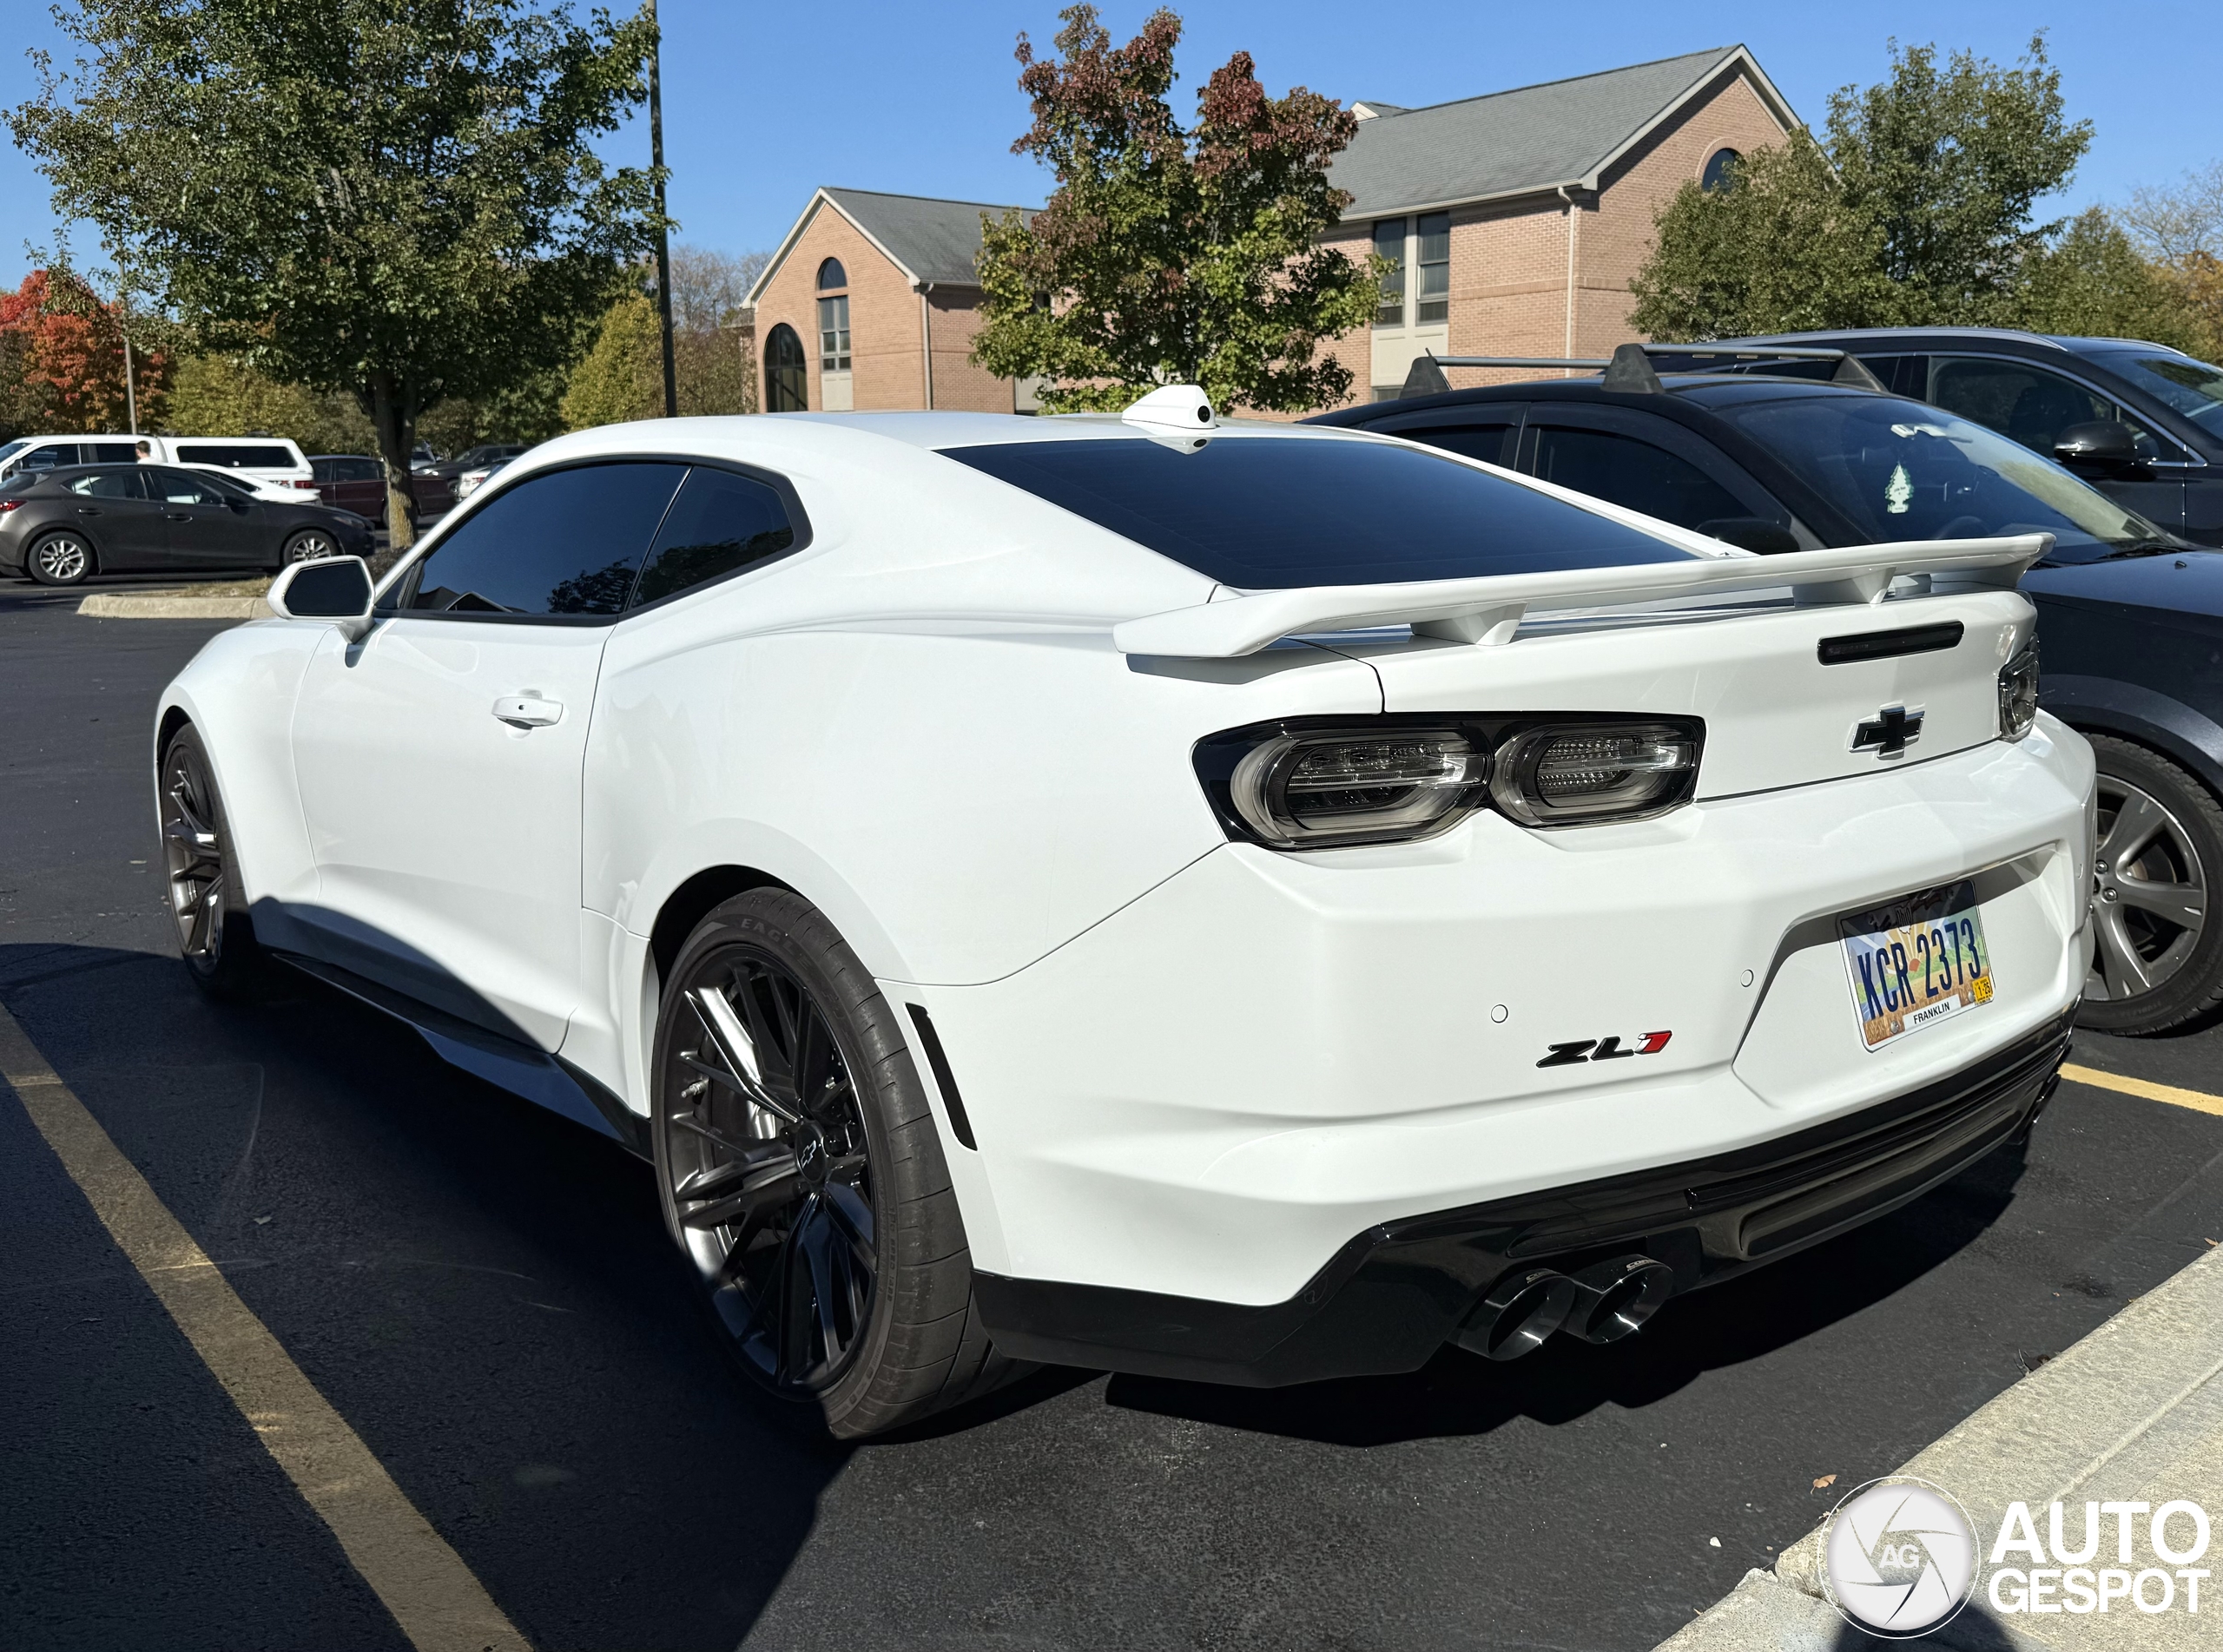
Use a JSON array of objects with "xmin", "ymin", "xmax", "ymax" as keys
[
  {"xmin": 1373, "ymin": 218, "xmax": 1406, "ymax": 327},
  {"xmin": 1415, "ymin": 212, "xmax": 1450, "ymax": 325},
  {"xmin": 817, "ymin": 257, "xmax": 848, "ymax": 290},
  {"xmin": 764, "ymin": 323, "xmax": 807, "ymax": 411},
  {"xmin": 1701, "ymin": 148, "xmax": 1741, "ymax": 192},
  {"xmin": 817, "ymin": 294, "xmax": 851, "ymax": 372}
]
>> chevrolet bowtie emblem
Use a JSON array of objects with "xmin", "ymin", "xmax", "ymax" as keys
[{"xmin": 1851, "ymin": 704, "xmax": 1924, "ymax": 758}]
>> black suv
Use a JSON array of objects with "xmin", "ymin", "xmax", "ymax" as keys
[
  {"xmin": 1703, "ymin": 329, "xmax": 2223, "ymax": 546},
  {"xmin": 1313, "ymin": 351, "xmax": 2223, "ymax": 1036}
]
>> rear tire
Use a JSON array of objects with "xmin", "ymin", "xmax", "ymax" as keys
[
  {"xmin": 158, "ymin": 724, "xmax": 269, "ymax": 999},
  {"xmin": 2077, "ymin": 734, "xmax": 2223, "ymax": 1035},
  {"xmin": 650, "ymin": 888, "xmax": 1028, "ymax": 1438},
  {"xmin": 27, "ymin": 531, "xmax": 94, "ymax": 586}
]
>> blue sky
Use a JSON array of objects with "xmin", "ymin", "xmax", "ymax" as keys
[{"xmin": 3, "ymin": 1, "xmax": 2217, "ymax": 278}]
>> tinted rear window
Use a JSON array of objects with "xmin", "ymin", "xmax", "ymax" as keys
[
  {"xmin": 175, "ymin": 443, "xmax": 295, "ymax": 469},
  {"xmin": 942, "ymin": 436, "xmax": 1689, "ymax": 587},
  {"xmin": 404, "ymin": 462, "xmax": 685, "ymax": 616}
]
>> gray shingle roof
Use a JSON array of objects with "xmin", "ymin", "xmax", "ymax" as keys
[
  {"xmin": 821, "ymin": 188, "xmax": 1035, "ymax": 287},
  {"xmin": 1331, "ymin": 47, "xmax": 1774, "ymax": 219}
]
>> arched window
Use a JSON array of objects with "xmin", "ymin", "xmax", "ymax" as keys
[
  {"xmin": 764, "ymin": 324, "xmax": 808, "ymax": 411},
  {"xmin": 1700, "ymin": 148, "xmax": 1741, "ymax": 192},
  {"xmin": 816, "ymin": 258, "xmax": 848, "ymax": 292}
]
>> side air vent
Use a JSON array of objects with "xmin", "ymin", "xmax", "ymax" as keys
[
  {"xmin": 905, "ymin": 1005, "xmax": 978, "ymax": 1150},
  {"xmin": 1817, "ymin": 621, "xmax": 1964, "ymax": 666}
]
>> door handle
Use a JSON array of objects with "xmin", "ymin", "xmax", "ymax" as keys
[
  {"xmin": 76, "ymin": 506, "xmax": 100, "ymax": 515},
  {"xmin": 492, "ymin": 695, "xmax": 563, "ymax": 728},
  {"xmin": 165, "ymin": 511, "xmax": 192, "ymax": 521}
]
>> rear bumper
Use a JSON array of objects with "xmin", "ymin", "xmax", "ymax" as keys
[{"xmin": 974, "ymin": 1005, "xmax": 2072, "ymax": 1384}]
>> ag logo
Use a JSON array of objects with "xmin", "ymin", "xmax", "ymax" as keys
[
  {"xmin": 1821, "ymin": 1477, "xmax": 1979, "ymax": 1637},
  {"xmin": 1535, "ymin": 1030, "xmax": 1672, "ymax": 1069}
]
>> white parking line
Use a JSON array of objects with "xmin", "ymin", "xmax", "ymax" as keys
[{"xmin": 0, "ymin": 1003, "xmax": 531, "ymax": 1652}]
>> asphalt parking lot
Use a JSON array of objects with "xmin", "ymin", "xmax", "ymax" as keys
[{"xmin": 6, "ymin": 585, "xmax": 2223, "ymax": 1652}]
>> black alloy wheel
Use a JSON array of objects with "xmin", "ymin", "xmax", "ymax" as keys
[
  {"xmin": 158, "ymin": 725, "xmax": 266, "ymax": 997},
  {"xmin": 27, "ymin": 530, "xmax": 94, "ymax": 586},
  {"xmin": 651, "ymin": 889, "xmax": 1026, "ymax": 1437},
  {"xmin": 283, "ymin": 527, "xmax": 340, "ymax": 563},
  {"xmin": 2079, "ymin": 734, "xmax": 2223, "ymax": 1034}
]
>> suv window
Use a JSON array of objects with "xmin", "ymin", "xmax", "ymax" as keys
[
  {"xmin": 19, "ymin": 444, "xmax": 78, "ymax": 471},
  {"xmin": 945, "ymin": 436, "xmax": 1690, "ymax": 588},
  {"xmin": 65, "ymin": 469, "xmax": 148, "ymax": 500},
  {"xmin": 173, "ymin": 443, "xmax": 296, "ymax": 469},
  {"xmin": 1928, "ymin": 357, "xmax": 2172, "ymax": 461},
  {"xmin": 1528, "ymin": 424, "xmax": 1750, "ymax": 532},
  {"xmin": 404, "ymin": 463, "xmax": 685, "ymax": 616},
  {"xmin": 631, "ymin": 468, "xmax": 796, "ymax": 608}
]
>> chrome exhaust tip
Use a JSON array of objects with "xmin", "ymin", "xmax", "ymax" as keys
[
  {"xmin": 1455, "ymin": 1267, "xmax": 1575, "ymax": 1361},
  {"xmin": 1563, "ymin": 1254, "xmax": 1676, "ymax": 1344}
]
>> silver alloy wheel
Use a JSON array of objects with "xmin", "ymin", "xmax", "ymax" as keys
[
  {"xmin": 31, "ymin": 534, "xmax": 90, "ymax": 582},
  {"xmin": 2086, "ymin": 774, "xmax": 2207, "ymax": 1003},
  {"xmin": 285, "ymin": 530, "xmax": 337, "ymax": 563},
  {"xmin": 161, "ymin": 740, "xmax": 228, "ymax": 964}
]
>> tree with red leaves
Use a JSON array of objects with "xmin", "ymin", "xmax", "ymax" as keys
[
  {"xmin": 973, "ymin": 6, "xmax": 1376, "ymax": 413},
  {"xmin": 0, "ymin": 269, "xmax": 165, "ymax": 436}
]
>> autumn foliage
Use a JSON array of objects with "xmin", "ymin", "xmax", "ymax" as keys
[{"xmin": 0, "ymin": 269, "xmax": 165, "ymax": 436}]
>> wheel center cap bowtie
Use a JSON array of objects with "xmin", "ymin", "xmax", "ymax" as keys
[{"xmin": 794, "ymin": 1125, "xmax": 829, "ymax": 1187}]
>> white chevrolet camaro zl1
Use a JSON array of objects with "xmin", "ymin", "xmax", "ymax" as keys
[{"xmin": 155, "ymin": 385, "xmax": 2092, "ymax": 1436}]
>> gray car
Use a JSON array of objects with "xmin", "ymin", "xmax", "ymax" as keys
[{"xmin": 0, "ymin": 463, "xmax": 374, "ymax": 586}]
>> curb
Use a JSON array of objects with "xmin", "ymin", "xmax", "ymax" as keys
[
  {"xmin": 1659, "ymin": 1241, "xmax": 2223, "ymax": 1650},
  {"xmin": 76, "ymin": 593, "xmax": 272, "ymax": 619}
]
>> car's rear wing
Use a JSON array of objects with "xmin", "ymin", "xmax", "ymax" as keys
[{"xmin": 1111, "ymin": 535, "xmax": 2050, "ymax": 658}]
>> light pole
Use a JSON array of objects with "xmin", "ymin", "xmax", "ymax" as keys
[{"xmin": 647, "ymin": 0, "xmax": 677, "ymax": 419}]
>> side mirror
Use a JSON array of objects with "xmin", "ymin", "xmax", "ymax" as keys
[
  {"xmin": 1698, "ymin": 517, "xmax": 1800, "ymax": 555},
  {"xmin": 268, "ymin": 555, "xmax": 375, "ymax": 641},
  {"xmin": 2054, "ymin": 420, "xmax": 2142, "ymax": 477}
]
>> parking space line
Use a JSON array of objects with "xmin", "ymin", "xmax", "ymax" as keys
[
  {"xmin": 0, "ymin": 1003, "xmax": 531, "ymax": 1652},
  {"xmin": 2060, "ymin": 1062, "xmax": 2223, "ymax": 1118}
]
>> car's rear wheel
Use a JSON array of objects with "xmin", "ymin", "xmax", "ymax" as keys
[
  {"xmin": 159, "ymin": 724, "xmax": 267, "ymax": 998},
  {"xmin": 651, "ymin": 888, "xmax": 1026, "ymax": 1438},
  {"xmin": 2079, "ymin": 734, "xmax": 2223, "ymax": 1034},
  {"xmin": 27, "ymin": 531, "xmax": 94, "ymax": 586},
  {"xmin": 282, "ymin": 528, "xmax": 339, "ymax": 563}
]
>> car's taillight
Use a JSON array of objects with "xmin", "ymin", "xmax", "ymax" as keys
[
  {"xmin": 0, "ymin": 497, "xmax": 24, "ymax": 512},
  {"xmin": 1997, "ymin": 639, "xmax": 2040, "ymax": 741},
  {"xmin": 1194, "ymin": 714, "xmax": 1705, "ymax": 850}
]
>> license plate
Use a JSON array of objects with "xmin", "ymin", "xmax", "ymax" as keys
[{"xmin": 1838, "ymin": 880, "xmax": 1995, "ymax": 1050}]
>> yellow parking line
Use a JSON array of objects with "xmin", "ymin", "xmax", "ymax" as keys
[
  {"xmin": 2061, "ymin": 1062, "xmax": 2223, "ymax": 1118},
  {"xmin": 0, "ymin": 1003, "xmax": 530, "ymax": 1652}
]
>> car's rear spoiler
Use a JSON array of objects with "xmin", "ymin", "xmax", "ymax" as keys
[{"xmin": 1111, "ymin": 535, "xmax": 2050, "ymax": 658}]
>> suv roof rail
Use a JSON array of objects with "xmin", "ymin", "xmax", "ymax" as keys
[{"xmin": 1398, "ymin": 342, "xmax": 1884, "ymax": 399}]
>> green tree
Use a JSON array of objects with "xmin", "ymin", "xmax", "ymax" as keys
[
  {"xmin": 11, "ymin": 0, "xmax": 661, "ymax": 563},
  {"xmin": 166, "ymin": 355, "xmax": 377, "ymax": 452},
  {"xmin": 1633, "ymin": 36, "xmax": 2093, "ymax": 339},
  {"xmin": 562, "ymin": 293, "xmax": 663, "ymax": 430},
  {"xmin": 972, "ymin": 5, "xmax": 1377, "ymax": 413},
  {"xmin": 2018, "ymin": 209, "xmax": 2208, "ymax": 353}
]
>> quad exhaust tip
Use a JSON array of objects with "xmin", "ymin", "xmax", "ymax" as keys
[{"xmin": 1456, "ymin": 1254, "xmax": 1676, "ymax": 1360}]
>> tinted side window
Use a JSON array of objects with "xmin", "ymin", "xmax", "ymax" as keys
[
  {"xmin": 151, "ymin": 469, "xmax": 225, "ymax": 505},
  {"xmin": 67, "ymin": 469, "xmax": 148, "ymax": 499},
  {"xmin": 175, "ymin": 443, "xmax": 296, "ymax": 469},
  {"xmin": 631, "ymin": 468, "xmax": 795, "ymax": 608},
  {"xmin": 85, "ymin": 441, "xmax": 139, "ymax": 463},
  {"xmin": 1400, "ymin": 421, "xmax": 1518, "ymax": 466},
  {"xmin": 22, "ymin": 444, "xmax": 77, "ymax": 471},
  {"xmin": 405, "ymin": 464, "xmax": 684, "ymax": 617},
  {"xmin": 1529, "ymin": 425, "xmax": 1748, "ymax": 530}
]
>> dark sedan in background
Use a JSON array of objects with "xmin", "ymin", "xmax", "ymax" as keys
[
  {"xmin": 1316, "ymin": 357, "xmax": 2223, "ymax": 1037},
  {"xmin": 1692, "ymin": 329, "xmax": 2223, "ymax": 546},
  {"xmin": 1, "ymin": 463, "xmax": 373, "ymax": 587},
  {"xmin": 308, "ymin": 453, "xmax": 455, "ymax": 523}
]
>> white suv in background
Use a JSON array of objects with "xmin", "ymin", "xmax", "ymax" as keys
[{"xmin": 0, "ymin": 434, "xmax": 313, "ymax": 486}]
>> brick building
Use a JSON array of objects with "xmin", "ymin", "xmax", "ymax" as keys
[
  {"xmin": 1321, "ymin": 45, "xmax": 1796, "ymax": 404},
  {"xmin": 744, "ymin": 187, "xmax": 1038, "ymax": 414},
  {"xmin": 744, "ymin": 46, "xmax": 1793, "ymax": 416}
]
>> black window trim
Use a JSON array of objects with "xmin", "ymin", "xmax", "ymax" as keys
[{"xmin": 379, "ymin": 453, "xmax": 814, "ymax": 626}]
